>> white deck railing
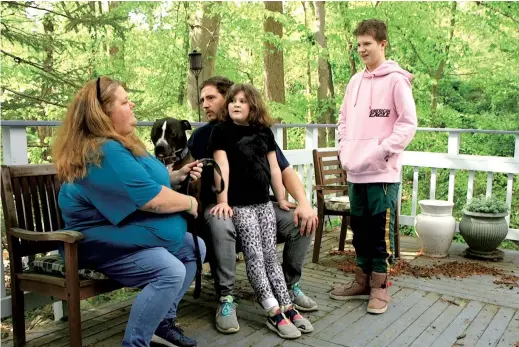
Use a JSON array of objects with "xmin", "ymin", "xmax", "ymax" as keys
[{"xmin": 1, "ymin": 120, "xmax": 518, "ymax": 319}]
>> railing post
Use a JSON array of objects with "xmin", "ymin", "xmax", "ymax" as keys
[
  {"xmin": 448, "ymin": 132, "xmax": 460, "ymax": 155},
  {"xmin": 515, "ymin": 134, "xmax": 519, "ymax": 160},
  {"xmin": 2, "ymin": 126, "xmax": 28, "ymax": 165},
  {"xmin": 273, "ymin": 125, "xmax": 284, "ymax": 149},
  {"xmin": 447, "ymin": 131, "xmax": 459, "ymax": 202},
  {"xmin": 334, "ymin": 128, "xmax": 339, "ymax": 148},
  {"xmin": 305, "ymin": 127, "xmax": 318, "ymax": 149}
]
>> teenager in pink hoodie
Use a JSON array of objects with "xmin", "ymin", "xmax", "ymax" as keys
[{"xmin": 330, "ymin": 19, "xmax": 417, "ymax": 314}]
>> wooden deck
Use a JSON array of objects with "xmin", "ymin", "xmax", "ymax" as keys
[{"xmin": 2, "ymin": 231, "xmax": 519, "ymax": 347}]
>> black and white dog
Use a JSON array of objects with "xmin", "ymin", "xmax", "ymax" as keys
[{"xmin": 151, "ymin": 117, "xmax": 193, "ymax": 170}]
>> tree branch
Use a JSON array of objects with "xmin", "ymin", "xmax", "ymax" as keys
[
  {"xmin": 1, "ymin": 49, "xmax": 81, "ymax": 88},
  {"xmin": 394, "ymin": 25, "xmax": 433, "ymax": 75},
  {"xmin": 435, "ymin": 1, "xmax": 457, "ymax": 80},
  {"xmin": 6, "ymin": 2, "xmax": 75, "ymax": 20},
  {"xmin": 2, "ymin": 87, "xmax": 66, "ymax": 108},
  {"xmin": 476, "ymin": 1, "xmax": 519, "ymax": 27}
]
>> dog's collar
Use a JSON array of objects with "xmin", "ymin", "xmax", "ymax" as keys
[
  {"xmin": 176, "ymin": 147, "xmax": 189, "ymax": 162},
  {"xmin": 157, "ymin": 147, "xmax": 189, "ymax": 166}
]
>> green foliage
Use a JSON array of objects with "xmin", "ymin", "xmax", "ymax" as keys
[{"xmin": 465, "ymin": 195, "xmax": 509, "ymax": 214}]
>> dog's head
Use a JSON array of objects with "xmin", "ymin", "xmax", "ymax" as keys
[{"xmin": 150, "ymin": 117, "xmax": 192, "ymax": 164}]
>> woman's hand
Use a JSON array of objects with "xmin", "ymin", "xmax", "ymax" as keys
[
  {"xmin": 277, "ymin": 199, "xmax": 292, "ymax": 212},
  {"xmin": 170, "ymin": 160, "xmax": 203, "ymax": 186},
  {"xmin": 186, "ymin": 196, "xmax": 199, "ymax": 218},
  {"xmin": 210, "ymin": 202, "xmax": 233, "ymax": 219}
]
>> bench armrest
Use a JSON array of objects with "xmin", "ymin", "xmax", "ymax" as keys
[
  {"xmin": 314, "ymin": 184, "xmax": 348, "ymax": 192},
  {"xmin": 8, "ymin": 227, "xmax": 84, "ymax": 244}
]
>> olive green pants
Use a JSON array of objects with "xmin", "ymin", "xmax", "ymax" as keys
[{"xmin": 347, "ymin": 182, "xmax": 399, "ymax": 273}]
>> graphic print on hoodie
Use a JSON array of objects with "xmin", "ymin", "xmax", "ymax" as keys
[{"xmin": 338, "ymin": 60, "xmax": 418, "ymax": 184}]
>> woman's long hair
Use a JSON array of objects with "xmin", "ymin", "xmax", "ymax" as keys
[
  {"xmin": 220, "ymin": 83, "xmax": 273, "ymax": 127},
  {"xmin": 52, "ymin": 77, "xmax": 146, "ymax": 182}
]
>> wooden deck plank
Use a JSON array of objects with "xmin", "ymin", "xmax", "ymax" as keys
[
  {"xmin": 386, "ymin": 295, "xmax": 451, "ymax": 347},
  {"xmin": 230, "ymin": 327, "xmax": 282, "ymax": 347},
  {"xmin": 315, "ymin": 287, "xmax": 413, "ymax": 342},
  {"xmin": 495, "ymin": 309, "xmax": 519, "ymax": 347},
  {"xmin": 367, "ymin": 292, "xmax": 442, "ymax": 347},
  {"xmin": 429, "ymin": 300, "xmax": 485, "ymax": 347},
  {"xmin": 332, "ymin": 289, "xmax": 427, "ymax": 346},
  {"xmin": 475, "ymin": 307, "xmax": 516, "ymax": 347},
  {"xmin": 392, "ymin": 276, "xmax": 519, "ymax": 309},
  {"xmin": 282, "ymin": 336, "xmax": 345, "ymax": 347},
  {"xmin": 408, "ymin": 296, "xmax": 466, "ymax": 347},
  {"xmin": 28, "ymin": 303, "xmax": 132, "ymax": 347},
  {"xmin": 1, "ymin": 297, "xmax": 136, "ymax": 347},
  {"xmin": 309, "ymin": 300, "xmax": 365, "ymax": 335},
  {"xmin": 458, "ymin": 304, "xmax": 500, "ymax": 346},
  {"xmin": 84, "ymin": 302, "xmax": 209, "ymax": 347},
  {"xmin": 77, "ymin": 320, "xmax": 127, "ymax": 347},
  {"xmin": 313, "ymin": 301, "xmax": 368, "ymax": 341},
  {"xmin": 85, "ymin": 332, "xmax": 123, "ymax": 347},
  {"xmin": 211, "ymin": 319, "xmax": 263, "ymax": 346}
]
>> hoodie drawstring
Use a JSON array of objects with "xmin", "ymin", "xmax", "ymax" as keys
[
  {"xmin": 369, "ymin": 75, "xmax": 374, "ymax": 111},
  {"xmin": 354, "ymin": 77, "xmax": 363, "ymax": 108}
]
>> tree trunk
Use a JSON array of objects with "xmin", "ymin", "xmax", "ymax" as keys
[
  {"xmin": 178, "ymin": 2, "xmax": 190, "ymax": 105},
  {"xmin": 263, "ymin": 1, "xmax": 287, "ymax": 148},
  {"xmin": 87, "ymin": 2, "xmax": 98, "ymax": 77},
  {"xmin": 314, "ymin": 1, "xmax": 334, "ymax": 147},
  {"xmin": 339, "ymin": 2, "xmax": 356, "ymax": 76},
  {"xmin": 348, "ymin": 40, "xmax": 357, "ymax": 76},
  {"xmin": 108, "ymin": 2, "xmax": 120, "ymax": 58},
  {"xmin": 431, "ymin": 1, "xmax": 457, "ymax": 113},
  {"xmin": 302, "ymin": 1, "xmax": 313, "ymax": 123},
  {"xmin": 187, "ymin": 2, "xmax": 221, "ymax": 119},
  {"xmin": 327, "ymin": 59, "xmax": 336, "ymax": 144},
  {"xmin": 38, "ymin": 13, "xmax": 54, "ymax": 161}
]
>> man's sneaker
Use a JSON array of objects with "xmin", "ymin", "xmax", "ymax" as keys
[
  {"xmin": 283, "ymin": 306, "xmax": 314, "ymax": 333},
  {"xmin": 152, "ymin": 318, "xmax": 197, "ymax": 347},
  {"xmin": 289, "ymin": 282, "xmax": 318, "ymax": 312},
  {"xmin": 266, "ymin": 308, "xmax": 301, "ymax": 339},
  {"xmin": 330, "ymin": 266, "xmax": 370, "ymax": 301},
  {"xmin": 215, "ymin": 296, "xmax": 240, "ymax": 334}
]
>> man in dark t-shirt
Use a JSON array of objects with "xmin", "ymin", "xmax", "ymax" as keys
[{"xmin": 188, "ymin": 76, "xmax": 318, "ymax": 335}]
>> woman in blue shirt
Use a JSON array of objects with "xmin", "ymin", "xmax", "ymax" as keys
[{"xmin": 52, "ymin": 76, "xmax": 205, "ymax": 347}]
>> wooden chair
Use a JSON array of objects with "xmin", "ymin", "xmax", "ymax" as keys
[
  {"xmin": 1, "ymin": 164, "xmax": 122, "ymax": 347},
  {"xmin": 312, "ymin": 150, "xmax": 351, "ymax": 263},
  {"xmin": 311, "ymin": 150, "xmax": 401, "ymax": 264}
]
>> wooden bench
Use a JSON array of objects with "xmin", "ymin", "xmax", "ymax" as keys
[{"xmin": 1, "ymin": 164, "xmax": 122, "ymax": 347}]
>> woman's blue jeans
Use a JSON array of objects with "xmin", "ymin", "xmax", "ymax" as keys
[{"xmin": 96, "ymin": 233, "xmax": 206, "ymax": 347}]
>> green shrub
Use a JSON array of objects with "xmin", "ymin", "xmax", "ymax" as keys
[{"xmin": 465, "ymin": 195, "xmax": 508, "ymax": 214}]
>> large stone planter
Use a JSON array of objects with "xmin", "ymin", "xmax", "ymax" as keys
[
  {"xmin": 414, "ymin": 200, "xmax": 456, "ymax": 258},
  {"xmin": 459, "ymin": 210, "xmax": 509, "ymax": 261}
]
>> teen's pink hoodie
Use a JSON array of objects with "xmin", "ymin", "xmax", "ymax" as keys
[{"xmin": 338, "ymin": 60, "xmax": 417, "ymax": 184}]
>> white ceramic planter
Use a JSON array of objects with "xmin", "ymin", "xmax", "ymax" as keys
[{"xmin": 414, "ymin": 200, "xmax": 456, "ymax": 258}]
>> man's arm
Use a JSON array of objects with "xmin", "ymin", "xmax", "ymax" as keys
[
  {"xmin": 282, "ymin": 167, "xmax": 309, "ymax": 207},
  {"xmin": 275, "ymin": 144, "xmax": 318, "ymax": 235}
]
